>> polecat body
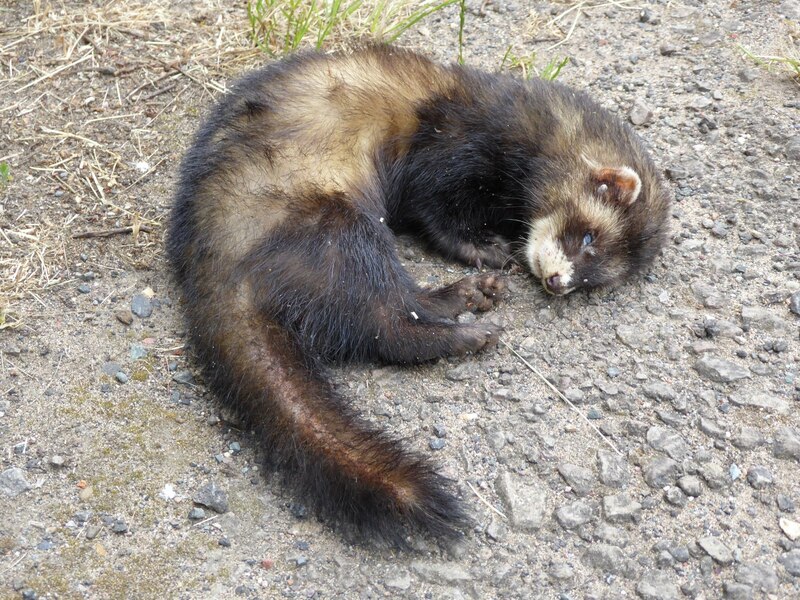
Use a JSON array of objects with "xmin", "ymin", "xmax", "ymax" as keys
[{"xmin": 168, "ymin": 46, "xmax": 670, "ymax": 543}]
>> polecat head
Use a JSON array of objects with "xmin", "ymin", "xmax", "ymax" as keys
[{"xmin": 525, "ymin": 164, "xmax": 668, "ymax": 296}]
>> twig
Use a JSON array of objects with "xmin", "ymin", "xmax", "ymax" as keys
[
  {"xmin": 466, "ymin": 481, "xmax": 507, "ymax": 520},
  {"xmin": 500, "ymin": 340, "xmax": 622, "ymax": 456},
  {"xmin": 0, "ymin": 551, "xmax": 27, "ymax": 575},
  {"xmin": 141, "ymin": 81, "xmax": 178, "ymax": 101},
  {"xmin": 191, "ymin": 514, "xmax": 219, "ymax": 528},
  {"xmin": 72, "ymin": 225, "xmax": 154, "ymax": 239}
]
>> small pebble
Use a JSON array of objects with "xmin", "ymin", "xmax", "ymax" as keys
[
  {"xmin": 130, "ymin": 294, "xmax": 153, "ymax": 318},
  {"xmin": 429, "ymin": 438, "xmax": 446, "ymax": 450},
  {"xmin": 189, "ymin": 507, "xmax": 206, "ymax": 520}
]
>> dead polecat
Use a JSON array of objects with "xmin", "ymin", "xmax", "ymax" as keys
[{"xmin": 167, "ymin": 45, "xmax": 670, "ymax": 543}]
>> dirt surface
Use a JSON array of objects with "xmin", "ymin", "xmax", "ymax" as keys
[{"xmin": 1, "ymin": 1, "xmax": 799, "ymax": 598}]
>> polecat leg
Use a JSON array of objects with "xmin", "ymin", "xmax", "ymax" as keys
[
  {"xmin": 430, "ymin": 233, "xmax": 512, "ymax": 269},
  {"xmin": 248, "ymin": 198, "xmax": 502, "ymax": 364},
  {"xmin": 417, "ymin": 272, "xmax": 507, "ymax": 320}
]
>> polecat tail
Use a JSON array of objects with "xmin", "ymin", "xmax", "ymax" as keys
[{"xmin": 187, "ymin": 287, "xmax": 467, "ymax": 544}]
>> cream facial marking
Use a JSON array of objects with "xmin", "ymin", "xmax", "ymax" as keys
[{"xmin": 525, "ymin": 214, "xmax": 575, "ymax": 295}]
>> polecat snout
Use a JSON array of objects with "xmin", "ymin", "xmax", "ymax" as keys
[
  {"xmin": 168, "ymin": 45, "xmax": 670, "ymax": 544},
  {"xmin": 526, "ymin": 164, "xmax": 652, "ymax": 295}
]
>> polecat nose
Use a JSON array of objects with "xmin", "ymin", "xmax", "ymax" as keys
[{"xmin": 545, "ymin": 274, "xmax": 562, "ymax": 294}]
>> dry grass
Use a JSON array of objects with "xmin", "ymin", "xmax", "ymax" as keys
[{"xmin": 0, "ymin": 1, "xmax": 265, "ymax": 309}]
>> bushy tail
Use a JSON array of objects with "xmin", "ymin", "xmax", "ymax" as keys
[{"xmin": 188, "ymin": 286, "xmax": 467, "ymax": 544}]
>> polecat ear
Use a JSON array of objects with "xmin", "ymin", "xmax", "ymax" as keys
[{"xmin": 592, "ymin": 166, "xmax": 642, "ymax": 206}]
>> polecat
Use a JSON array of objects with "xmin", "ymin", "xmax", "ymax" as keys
[{"xmin": 167, "ymin": 45, "xmax": 670, "ymax": 544}]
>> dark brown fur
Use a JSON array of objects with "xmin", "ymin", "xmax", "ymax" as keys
[{"xmin": 167, "ymin": 46, "xmax": 670, "ymax": 543}]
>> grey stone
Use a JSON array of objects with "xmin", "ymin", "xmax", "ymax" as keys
[
  {"xmin": 698, "ymin": 416, "xmax": 726, "ymax": 440},
  {"xmin": 555, "ymin": 499, "xmax": 593, "ymax": 529},
  {"xmin": 670, "ymin": 546, "xmax": 690, "ymax": 563},
  {"xmin": 188, "ymin": 507, "xmax": 206, "ymax": 520},
  {"xmin": 698, "ymin": 537, "xmax": 734, "ymax": 565},
  {"xmin": 681, "ymin": 581, "xmax": 701, "ymax": 599},
  {"xmin": 411, "ymin": 561, "xmax": 471, "ymax": 584},
  {"xmin": 646, "ymin": 427, "xmax": 688, "ymax": 460},
  {"xmin": 732, "ymin": 427, "xmax": 766, "ymax": 450},
  {"xmin": 779, "ymin": 549, "xmax": 800, "ymax": 576},
  {"xmin": 642, "ymin": 383, "xmax": 677, "ymax": 402},
  {"xmin": 636, "ymin": 570, "xmax": 680, "ymax": 600},
  {"xmin": 642, "ymin": 457, "xmax": 680, "ymax": 488},
  {"xmin": 112, "ymin": 519, "xmax": 128, "ymax": 534},
  {"xmin": 603, "ymin": 493, "xmax": 642, "ymax": 523},
  {"xmin": 746, "ymin": 466, "xmax": 774, "ymax": 489},
  {"xmin": 722, "ymin": 583, "xmax": 753, "ymax": 600},
  {"xmin": 789, "ymin": 291, "xmax": 800, "ymax": 316},
  {"xmin": 698, "ymin": 462, "xmax": 730, "ymax": 489},
  {"xmin": 691, "ymin": 282, "xmax": 725, "ymax": 308},
  {"xmin": 85, "ymin": 524, "xmax": 102, "ymax": 540},
  {"xmin": 130, "ymin": 294, "xmax": 153, "ymax": 318},
  {"xmin": 445, "ymin": 363, "xmax": 475, "ymax": 381},
  {"xmin": 735, "ymin": 563, "xmax": 779, "ymax": 592},
  {"xmin": 583, "ymin": 544, "xmax": 636, "ymax": 577},
  {"xmin": 677, "ymin": 475, "xmax": 703, "ymax": 497},
  {"xmin": 114, "ymin": 371, "xmax": 128, "ymax": 384},
  {"xmin": 711, "ymin": 320, "xmax": 744, "ymax": 338},
  {"xmin": 597, "ymin": 450, "xmax": 629, "ymax": 488},
  {"xmin": 741, "ymin": 306, "xmax": 786, "ymax": 331},
  {"xmin": 595, "ymin": 522, "xmax": 629, "ymax": 546},
  {"xmin": 664, "ymin": 486, "xmax": 687, "ymax": 507},
  {"xmin": 485, "ymin": 516, "xmax": 507, "ymax": 541},
  {"xmin": 689, "ymin": 96, "xmax": 712, "ymax": 110},
  {"xmin": 129, "ymin": 343, "xmax": 147, "ymax": 360},
  {"xmin": 694, "ymin": 356, "xmax": 750, "ymax": 383},
  {"xmin": 429, "ymin": 438, "xmax": 446, "ymax": 450},
  {"xmin": 193, "ymin": 481, "xmax": 229, "ymax": 514},
  {"xmin": 172, "ymin": 370, "xmax": 196, "ymax": 386},
  {"xmin": 629, "ymin": 100, "xmax": 654, "ymax": 126},
  {"xmin": 557, "ymin": 463, "xmax": 596, "ymax": 496},
  {"xmin": 660, "ymin": 43, "xmax": 678, "ymax": 56},
  {"xmin": 730, "ymin": 393, "xmax": 790, "ymax": 415},
  {"xmin": 780, "ymin": 517, "xmax": 800, "ymax": 541},
  {"xmin": 777, "ymin": 494, "xmax": 796, "ymax": 513},
  {"xmin": 773, "ymin": 427, "xmax": 800, "ymax": 462},
  {"xmin": 0, "ymin": 468, "xmax": 31, "ymax": 497},
  {"xmin": 617, "ymin": 325, "xmax": 656, "ymax": 352},
  {"xmin": 496, "ymin": 472, "xmax": 548, "ymax": 531}
]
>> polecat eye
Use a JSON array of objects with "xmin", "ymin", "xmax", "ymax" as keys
[{"xmin": 582, "ymin": 232, "xmax": 594, "ymax": 247}]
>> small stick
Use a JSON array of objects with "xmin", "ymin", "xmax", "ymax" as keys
[
  {"xmin": 72, "ymin": 225, "xmax": 153, "ymax": 239},
  {"xmin": 466, "ymin": 481, "xmax": 507, "ymax": 520},
  {"xmin": 141, "ymin": 81, "xmax": 178, "ymax": 101},
  {"xmin": 0, "ymin": 551, "xmax": 27, "ymax": 575},
  {"xmin": 500, "ymin": 340, "xmax": 622, "ymax": 456},
  {"xmin": 191, "ymin": 514, "xmax": 219, "ymax": 528}
]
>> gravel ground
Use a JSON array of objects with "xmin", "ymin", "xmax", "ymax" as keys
[{"xmin": 1, "ymin": 1, "xmax": 799, "ymax": 598}]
